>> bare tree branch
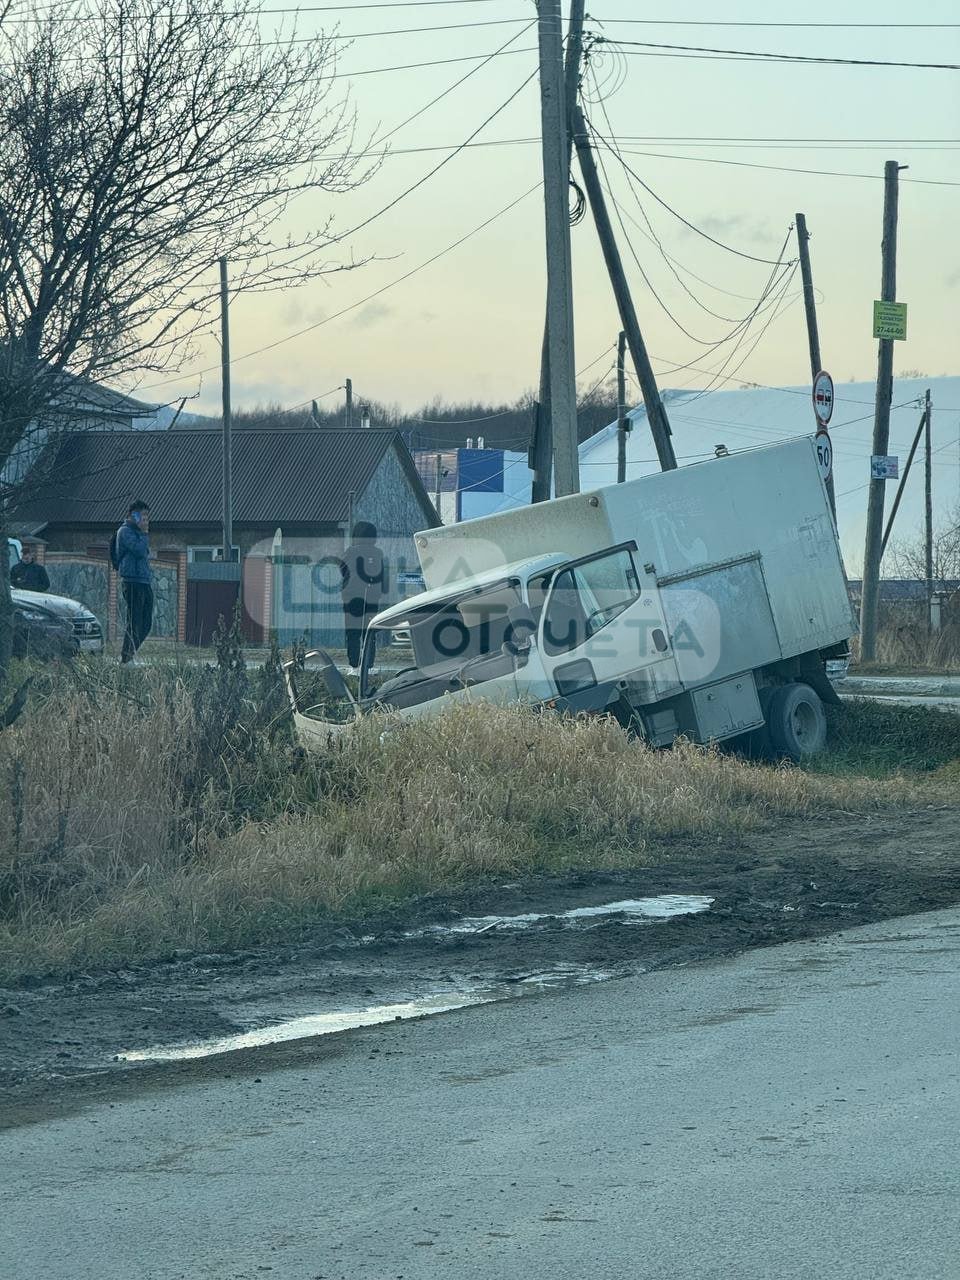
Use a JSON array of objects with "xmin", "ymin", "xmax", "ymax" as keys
[{"xmin": 0, "ymin": 0, "xmax": 376, "ymax": 672}]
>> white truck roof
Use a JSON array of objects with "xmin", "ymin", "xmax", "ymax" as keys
[
  {"xmin": 371, "ymin": 553, "xmax": 568, "ymax": 628},
  {"xmin": 411, "ymin": 436, "xmax": 854, "ymax": 662}
]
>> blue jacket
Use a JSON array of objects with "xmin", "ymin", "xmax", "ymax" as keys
[{"xmin": 116, "ymin": 520, "xmax": 152, "ymax": 583}]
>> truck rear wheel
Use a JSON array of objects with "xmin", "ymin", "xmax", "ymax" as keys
[{"xmin": 766, "ymin": 682, "xmax": 827, "ymax": 762}]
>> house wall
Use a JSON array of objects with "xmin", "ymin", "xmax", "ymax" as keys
[{"xmin": 352, "ymin": 445, "xmax": 434, "ymax": 600}]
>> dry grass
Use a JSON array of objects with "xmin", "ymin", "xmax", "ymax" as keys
[
  {"xmin": 0, "ymin": 659, "xmax": 954, "ymax": 984},
  {"xmin": 851, "ymin": 622, "xmax": 960, "ymax": 673}
]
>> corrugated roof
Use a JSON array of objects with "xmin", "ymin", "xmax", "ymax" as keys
[{"xmin": 15, "ymin": 428, "xmax": 407, "ymax": 526}]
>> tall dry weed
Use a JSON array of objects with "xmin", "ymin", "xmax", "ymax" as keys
[{"xmin": 0, "ymin": 677, "xmax": 949, "ymax": 981}]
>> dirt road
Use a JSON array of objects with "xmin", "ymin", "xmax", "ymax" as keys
[
  {"xmin": 2, "ymin": 806, "xmax": 958, "ymax": 1112},
  {"xmin": 4, "ymin": 904, "xmax": 960, "ymax": 1279}
]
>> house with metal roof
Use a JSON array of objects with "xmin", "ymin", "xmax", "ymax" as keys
[{"xmin": 14, "ymin": 427, "xmax": 440, "ymax": 648}]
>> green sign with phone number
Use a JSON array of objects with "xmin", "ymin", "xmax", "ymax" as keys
[{"xmin": 873, "ymin": 300, "xmax": 908, "ymax": 340}]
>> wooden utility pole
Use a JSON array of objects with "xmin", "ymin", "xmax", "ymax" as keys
[
  {"xmin": 218, "ymin": 256, "xmax": 233, "ymax": 564},
  {"xmin": 880, "ymin": 405, "xmax": 927, "ymax": 558},
  {"xmin": 345, "ymin": 377, "xmax": 354, "ymax": 429},
  {"xmin": 572, "ymin": 106, "xmax": 676, "ymax": 471},
  {"xmin": 531, "ymin": 0, "xmax": 585, "ymax": 503},
  {"xmin": 860, "ymin": 161, "xmax": 902, "ymax": 663},
  {"xmin": 616, "ymin": 329, "xmax": 628, "ymax": 483},
  {"xmin": 925, "ymin": 387, "xmax": 934, "ymax": 630},
  {"xmin": 795, "ymin": 212, "xmax": 836, "ymax": 516},
  {"xmin": 534, "ymin": 0, "xmax": 580, "ymax": 497}
]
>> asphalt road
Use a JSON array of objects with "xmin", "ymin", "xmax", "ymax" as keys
[{"xmin": 4, "ymin": 908, "xmax": 960, "ymax": 1280}]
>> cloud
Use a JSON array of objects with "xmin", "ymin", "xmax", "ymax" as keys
[
  {"xmin": 688, "ymin": 213, "xmax": 775, "ymax": 246},
  {"xmin": 351, "ymin": 302, "xmax": 395, "ymax": 329},
  {"xmin": 280, "ymin": 299, "xmax": 327, "ymax": 328}
]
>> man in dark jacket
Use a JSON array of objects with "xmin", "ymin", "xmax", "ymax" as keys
[
  {"xmin": 116, "ymin": 501, "xmax": 153, "ymax": 664},
  {"xmin": 10, "ymin": 546, "xmax": 50, "ymax": 593},
  {"xmin": 340, "ymin": 521, "xmax": 386, "ymax": 671}
]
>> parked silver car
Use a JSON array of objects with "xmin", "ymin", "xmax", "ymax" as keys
[{"xmin": 8, "ymin": 540, "xmax": 105, "ymax": 656}]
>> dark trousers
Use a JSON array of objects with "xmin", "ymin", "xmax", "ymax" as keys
[
  {"xmin": 344, "ymin": 609, "xmax": 378, "ymax": 667},
  {"xmin": 121, "ymin": 581, "xmax": 154, "ymax": 661}
]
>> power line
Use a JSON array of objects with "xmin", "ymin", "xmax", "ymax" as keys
[
  {"xmin": 605, "ymin": 39, "xmax": 960, "ymax": 72},
  {"xmin": 133, "ymin": 182, "xmax": 540, "ymax": 394},
  {"xmin": 614, "ymin": 145, "xmax": 960, "ymax": 189},
  {"xmin": 593, "ymin": 19, "xmax": 960, "ymax": 30},
  {"xmin": 370, "ymin": 19, "xmax": 535, "ymax": 147},
  {"xmin": 593, "ymin": 133, "xmax": 796, "ymax": 348},
  {"xmin": 8, "ymin": 0, "xmax": 508, "ymax": 17},
  {"xmin": 586, "ymin": 116, "xmax": 797, "ymax": 264},
  {"xmin": 323, "ymin": 67, "xmax": 536, "ymax": 248},
  {"xmin": 587, "ymin": 77, "xmax": 795, "ymax": 328}
]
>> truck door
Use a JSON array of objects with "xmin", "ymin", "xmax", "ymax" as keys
[{"xmin": 535, "ymin": 544, "xmax": 679, "ymax": 703}]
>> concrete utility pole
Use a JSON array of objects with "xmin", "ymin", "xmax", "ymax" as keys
[
  {"xmin": 925, "ymin": 387, "xmax": 934, "ymax": 631},
  {"xmin": 616, "ymin": 329, "xmax": 628, "ymax": 483},
  {"xmin": 434, "ymin": 452, "xmax": 443, "ymax": 521},
  {"xmin": 860, "ymin": 161, "xmax": 903, "ymax": 663},
  {"xmin": 535, "ymin": 0, "xmax": 579, "ymax": 496},
  {"xmin": 795, "ymin": 212, "xmax": 836, "ymax": 516},
  {"xmin": 572, "ymin": 106, "xmax": 677, "ymax": 471},
  {"xmin": 218, "ymin": 256, "xmax": 233, "ymax": 564},
  {"xmin": 531, "ymin": 0, "xmax": 585, "ymax": 503},
  {"xmin": 345, "ymin": 378, "xmax": 354, "ymax": 429}
]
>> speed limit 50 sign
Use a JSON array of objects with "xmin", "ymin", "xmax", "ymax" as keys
[{"xmin": 815, "ymin": 430, "xmax": 833, "ymax": 483}]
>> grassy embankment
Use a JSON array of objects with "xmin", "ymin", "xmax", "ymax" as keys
[{"xmin": 0, "ymin": 640, "xmax": 958, "ymax": 983}]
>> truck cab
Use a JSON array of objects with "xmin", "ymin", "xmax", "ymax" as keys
[{"xmin": 283, "ymin": 438, "xmax": 855, "ymax": 760}]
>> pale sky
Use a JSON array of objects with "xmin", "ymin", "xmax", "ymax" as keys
[{"xmin": 130, "ymin": 0, "xmax": 960, "ymax": 427}]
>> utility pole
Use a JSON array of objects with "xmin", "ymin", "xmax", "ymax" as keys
[
  {"xmin": 434, "ymin": 452, "xmax": 443, "ymax": 521},
  {"xmin": 616, "ymin": 329, "xmax": 628, "ymax": 483},
  {"xmin": 860, "ymin": 160, "xmax": 902, "ymax": 663},
  {"xmin": 572, "ymin": 106, "xmax": 676, "ymax": 471},
  {"xmin": 925, "ymin": 387, "xmax": 934, "ymax": 631},
  {"xmin": 345, "ymin": 378, "xmax": 354, "ymax": 429},
  {"xmin": 218, "ymin": 256, "xmax": 233, "ymax": 564},
  {"xmin": 535, "ymin": 0, "xmax": 579, "ymax": 496},
  {"xmin": 880, "ymin": 404, "xmax": 927, "ymax": 559},
  {"xmin": 795, "ymin": 212, "xmax": 836, "ymax": 516},
  {"xmin": 531, "ymin": 0, "xmax": 585, "ymax": 503}
]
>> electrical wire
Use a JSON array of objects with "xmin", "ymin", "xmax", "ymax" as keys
[
  {"xmin": 133, "ymin": 182, "xmax": 540, "ymax": 394},
  {"xmin": 588, "ymin": 121, "xmax": 801, "ymax": 265},
  {"xmin": 604, "ymin": 39, "xmax": 960, "ymax": 72},
  {"xmin": 588, "ymin": 109, "xmax": 798, "ymax": 348},
  {"xmin": 614, "ymin": 146, "xmax": 960, "ymax": 189},
  {"xmin": 322, "ymin": 67, "xmax": 537, "ymax": 248},
  {"xmin": 8, "ymin": 0, "xmax": 509, "ymax": 18},
  {"xmin": 369, "ymin": 19, "xmax": 535, "ymax": 148}
]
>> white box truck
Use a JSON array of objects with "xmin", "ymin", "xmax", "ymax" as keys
[{"xmin": 284, "ymin": 437, "xmax": 855, "ymax": 760}]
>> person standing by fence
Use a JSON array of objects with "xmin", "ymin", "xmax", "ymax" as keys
[{"xmin": 112, "ymin": 501, "xmax": 154, "ymax": 664}]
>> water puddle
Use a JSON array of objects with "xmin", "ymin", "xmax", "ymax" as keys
[
  {"xmin": 117, "ymin": 968, "xmax": 610, "ymax": 1064},
  {"xmin": 406, "ymin": 894, "xmax": 714, "ymax": 938}
]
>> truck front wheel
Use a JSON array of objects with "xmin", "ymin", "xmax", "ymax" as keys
[{"xmin": 766, "ymin": 682, "xmax": 827, "ymax": 762}]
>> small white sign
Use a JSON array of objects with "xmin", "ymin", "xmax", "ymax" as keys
[
  {"xmin": 812, "ymin": 371, "xmax": 834, "ymax": 427},
  {"xmin": 815, "ymin": 430, "xmax": 833, "ymax": 482},
  {"xmin": 871, "ymin": 455, "xmax": 899, "ymax": 480}
]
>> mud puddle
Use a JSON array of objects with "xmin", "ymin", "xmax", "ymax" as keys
[
  {"xmin": 118, "ymin": 967, "xmax": 611, "ymax": 1063},
  {"xmin": 3, "ymin": 806, "xmax": 960, "ymax": 1112},
  {"xmin": 401, "ymin": 893, "xmax": 715, "ymax": 938}
]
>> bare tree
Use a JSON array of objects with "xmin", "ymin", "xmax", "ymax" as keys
[
  {"xmin": 888, "ymin": 511, "xmax": 960, "ymax": 589},
  {"xmin": 0, "ymin": 0, "xmax": 372, "ymax": 669}
]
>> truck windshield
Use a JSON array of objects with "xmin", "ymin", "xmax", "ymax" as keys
[{"xmin": 362, "ymin": 581, "xmax": 529, "ymax": 707}]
